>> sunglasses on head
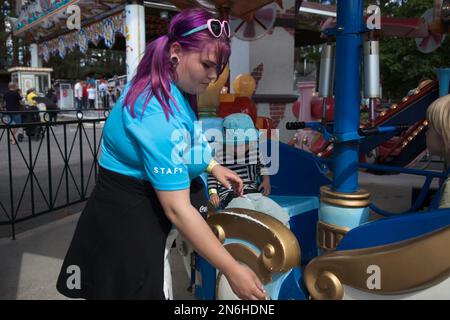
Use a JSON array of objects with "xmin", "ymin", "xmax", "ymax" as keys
[{"xmin": 182, "ymin": 19, "xmax": 231, "ymax": 38}]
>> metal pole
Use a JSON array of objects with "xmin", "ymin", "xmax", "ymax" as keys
[
  {"xmin": 79, "ymin": 122, "xmax": 85, "ymax": 199},
  {"xmin": 93, "ymin": 121, "xmax": 98, "ymax": 180},
  {"xmin": 28, "ymin": 132, "xmax": 35, "ymax": 216},
  {"xmin": 7, "ymin": 129, "xmax": 15, "ymax": 240},
  {"xmin": 332, "ymin": 0, "xmax": 364, "ymax": 193},
  {"xmin": 46, "ymin": 125, "xmax": 53, "ymax": 209},
  {"xmin": 64, "ymin": 124, "xmax": 69, "ymax": 205}
]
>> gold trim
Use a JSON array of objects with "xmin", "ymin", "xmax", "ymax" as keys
[
  {"xmin": 207, "ymin": 208, "xmax": 301, "ymax": 273},
  {"xmin": 215, "ymin": 242, "xmax": 274, "ymax": 299},
  {"xmin": 418, "ymin": 79, "xmax": 433, "ymax": 90},
  {"xmin": 224, "ymin": 243, "xmax": 272, "ymax": 284},
  {"xmin": 320, "ymin": 185, "xmax": 370, "ymax": 208},
  {"xmin": 212, "ymin": 224, "xmax": 226, "ymax": 244},
  {"xmin": 317, "ymin": 221, "xmax": 349, "ymax": 252},
  {"xmin": 305, "ymin": 225, "xmax": 450, "ymax": 300}
]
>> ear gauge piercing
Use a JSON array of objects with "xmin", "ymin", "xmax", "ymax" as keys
[{"xmin": 171, "ymin": 57, "xmax": 179, "ymax": 66}]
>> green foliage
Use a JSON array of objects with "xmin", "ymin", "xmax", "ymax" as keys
[
  {"xmin": 45, "ymin": 48, "xmax": 126, "ymax": 80},
  {"xmin": 377, "ymin": 0, "xmax": 450, "ymax": 99}
]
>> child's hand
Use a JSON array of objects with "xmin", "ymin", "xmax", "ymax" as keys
[
  {"xmin": 210, "ymin": 193, "xmax": 221, "ymax": 208},
  {"xmin": 258, "ymin": 177, "xmax": 271, "ymax": 196}
]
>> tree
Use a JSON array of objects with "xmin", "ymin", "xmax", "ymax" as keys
[
  {"xmin": 1, "ymin": 0, "xmax": 30, "ymax": 70},
  {"xmin": 45, "ymin": 47, "xmax": 126, "ymax": 81},
  {"xmin": 378, "ymin": 0, "xmax": 450, "ymax": 99}
]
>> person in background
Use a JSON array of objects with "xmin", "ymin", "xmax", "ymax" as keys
[
  {"xmin": 426, "ymin": 94, "xmax": 450, "ymax": 208},
  {"xmin": 26, "ymin": 88, "xmax": 38, "ymax": 107},
  {"xmin": 74, "ymin": 80, "xmax": 83, "ymax": 110},
  {"xmin": 87, "ymin": 84, "xmax": 96, "ymax": 109},
  {"xmin": 3, "ymin": 82, "xmax": 23, "ymax": 144},
  {"xmin": 99, "ymin": 78, "xmax": 110, "ymax": 110},
  {"xmin": 114, "ymin": 74, "xmax": 122, "ymax": 103},
  {"xmin": 46, "ymin": 88, "xmax": 59, "ymax": 122},
  {"xmin": 82, "ymin": 81, "xmax": 88, "ymax": 109}
]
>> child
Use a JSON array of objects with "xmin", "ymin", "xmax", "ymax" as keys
[
  {"xmin": 208, "ymin": 113, "xmax": 290, "ymax": 227},
  {"xmin": 426, "ymin": 94, "xmax": 450, "ymax": 208}
]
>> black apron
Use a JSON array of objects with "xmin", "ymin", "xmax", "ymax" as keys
[{"xmin": 56, "ymin": 166, "xmax": 208, "ymax": 299}]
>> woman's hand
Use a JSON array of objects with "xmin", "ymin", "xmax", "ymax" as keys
[
  {"xmin": 224, "ymin": 264, "xmax": 267, "ymax": 300},
  {"xmin": 211, "ymin": 165, "xmax": 244, "ymax": 196}
]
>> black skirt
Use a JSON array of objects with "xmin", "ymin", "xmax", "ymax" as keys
[{"xmin": 56, "ymin": 166, "xmax": 208, "ymax": 300}]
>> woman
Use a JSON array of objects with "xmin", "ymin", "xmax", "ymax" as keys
[
  {"xmin": 56, "ymin": 8, "xmax": 266, "ymax": 300},
  {"xmin": 426, "ymin": 94, "xmax": 450, "ymax": 208}
]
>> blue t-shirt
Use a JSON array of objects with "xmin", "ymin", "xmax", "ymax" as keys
[{"xmin": 99, "ymin": 82, "xmax": 212, "ymax": 191}]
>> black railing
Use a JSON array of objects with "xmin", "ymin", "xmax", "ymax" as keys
[{"xmin": 0, "ymin": 109, "xmax": 109, "ymax": 239}]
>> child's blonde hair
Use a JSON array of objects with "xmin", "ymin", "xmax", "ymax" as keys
[{"xmin": 426, "ymin": 94, "xmax": 450, "ymax": 162}]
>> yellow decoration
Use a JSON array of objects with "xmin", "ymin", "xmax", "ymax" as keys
[
  {"xmin": 233, "ymin": 74, "xmax": 256, "ymax": 97},
  {"xmin": 197, "ymin": 64, "xmax": 230, "ymax": 108}
]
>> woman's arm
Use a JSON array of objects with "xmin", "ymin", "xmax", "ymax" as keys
[{"xmin": 156, "ymin": 188, "xmax": 266, "ymax": 300}]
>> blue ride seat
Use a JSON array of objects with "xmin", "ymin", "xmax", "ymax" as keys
[
  {"xmin": 269, "ymin": 195, "xmax": 320, "ymax": 265},
  {"xmin": 337, "ymin": 208, "xmax": 450, "ymax": 251},
  {"xmin": 268, "ymin": 142, "xmax": 330, "ymax": 265}
]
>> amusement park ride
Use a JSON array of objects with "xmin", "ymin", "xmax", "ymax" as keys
[
  {"xmin": 9, "ymin": 0, "xmax": 450, "ymax": 300},
  {"xmin": 167, "ymin": 0, "xmax": 450, "ymax": 300}
]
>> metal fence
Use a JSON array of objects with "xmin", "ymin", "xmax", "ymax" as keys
[{"xmin": 0, "ymin": 109, "xmax": 109, "ymax": 239}]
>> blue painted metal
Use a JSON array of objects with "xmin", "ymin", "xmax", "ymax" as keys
[
  {"xmin": 332, "ymin": 0, "xmax": 364, "ymax": 193},
  {"xmin": 278, "ymin": 268, "xmax": 309, "ymax": 300},
  {"xmin": 319, "ymin": 203, "xmax": 369, "ymax": 229},
  {"xmin": 359, "ymin": 162, "xmax": 447, "ymax": 179},
  {"xmin": 378, "ymin": 126, "xmax": 402, "ymax": 133},
  {"xmin": 269, "ymin": 195, "xmax": 319, "ymax": 216},
  {"xmin": 336, "ymin": 208, "xmax": 450, "ymax": 251},
  {"xmin": 436, "ymin": 68, "xmax": 450, "ymax": 97},
  {"xmin": 287, "ymin": 208, "xmax": 319, "ymax": 265},
  {"xmin": 194, "ymin": 255, "xmax": 216, "ymax": 300},
  {"xmin": 270, "ymin": 143, "xmax": 330, "ymax": 197},
  {"xmin": 301, "ymin": 122, "xmax": 334, "ymax": 141}
]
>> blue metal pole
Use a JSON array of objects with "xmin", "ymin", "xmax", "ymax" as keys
[
  {"xmin": 436, "ymin": 68, "xmax": 450, "ymax": 97},
  {"xmin": 332, "ymin": 0, "xmax": 364, "ymax": 193}
]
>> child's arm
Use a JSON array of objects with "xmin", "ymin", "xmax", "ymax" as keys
[
  {"xmin": 207, "ymin": 173, "xmax": 221, "ymax": 207},
  {"xmin": 257, "ymin": 148, "xmax": 271, "ymax": 196},
  {"xmin": 207, "ymin": 171, "xmax": 219, "ymax": 193}
]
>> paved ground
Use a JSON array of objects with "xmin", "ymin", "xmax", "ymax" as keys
[{"xmin": 0, "ymin": 211, "xmax": 194, "ymax": 300}]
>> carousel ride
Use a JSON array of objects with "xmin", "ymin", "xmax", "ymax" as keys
[{"xmin": 169, "ymin": 0, "xmax": 450, "ymax": 300}]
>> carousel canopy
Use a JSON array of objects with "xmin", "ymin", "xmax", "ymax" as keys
[
  {"xmin": 167, "ymin": 0, "xmax": 284, "ymax": 20},
  {"xmin": 13, "ymin": 0, "xmax": 125, "ymax": 41}
]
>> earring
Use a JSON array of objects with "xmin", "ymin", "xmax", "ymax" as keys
[{"xmin": 171, "ymin": 56, "xmax": 178, "ymax": 66}]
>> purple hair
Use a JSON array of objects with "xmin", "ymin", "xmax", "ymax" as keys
[{"xmin": 124, "ymin": 8, "xmax": 231, "ymax": 120}]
